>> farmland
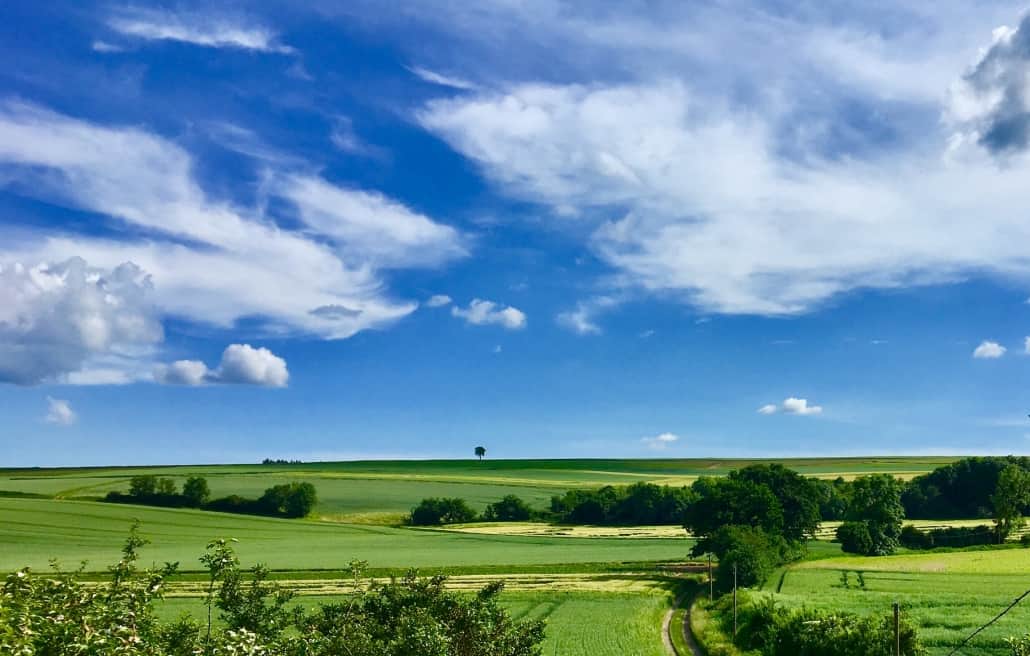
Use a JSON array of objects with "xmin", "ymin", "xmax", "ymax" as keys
[{"xmin": 0, "ymin": 455, "xmax": 1000, "ymax": 656}]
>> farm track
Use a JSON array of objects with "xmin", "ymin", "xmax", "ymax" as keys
[{"xmin": 663, "ymin": 593, "xmax": 702, "ymax": 656}]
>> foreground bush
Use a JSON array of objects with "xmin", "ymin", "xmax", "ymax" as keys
[
  {"xmin": 732, "ymin": 596, "xmax": 923, "ymax": 656},
  {"xmin": 0, "ymin": 524, "xmax": 545, "ymax": 656}
]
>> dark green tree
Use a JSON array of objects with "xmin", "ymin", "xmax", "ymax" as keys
[
  {"xmin": 128, "ymin": 475, "xmax": 158, "ymax": 497},
  {"xmin": 475, "ymin": 446, "xmax": 486, "ymax": 460},
  {"xmin": 409, "ymin": 498, "xmax": 478, "ymax": 525},
  {"xmin": 182, "ymin": 476, "xmax": 210, "ymax": 507},
  {"xmin": 483, "ymin": 494, "xmax": 533, "ymax": 521},
  {"xmin": 993, "ymin": 464, "xmax": 1030, "ymax": 541},
  {"xmin": 843, "ymin": 474, "xmax": 905, "ymax": 555}
]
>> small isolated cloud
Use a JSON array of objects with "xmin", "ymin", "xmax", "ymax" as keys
[
  {"xmin": 407, "ymin": 66, "xmax": 477, "ymax": 91},
  {"xmin": 556, "ymin": 296, "xmax": 619, "ymax": 336},
  {"xmin": 639, "ymin": 329, "xmax": 655, "ymax": 339},
  {"xmin": 329, "ymin": 117, "xmax": 387, "ymax": 159},
  {"xmin": 426, "ymin": 294, "xmax": 453, "ymax": 308},
  {"xmin": 452, "ymin": 299, "xmax": 526, "ymax": 330},
  {"xmin": 782, "ymin": 397, "xmax": 823, "ymax": 416},
  {"xmin": 91, "ymin": 40, "xmax": 124, "ymax": 53},
  {"xmin": 493, "ymin": 344, "xmax": 503, "ymax": 353},
  {"xmin": 760, "ymin": 398, "xmax": 823, "ymax": 416},
  {"xmin": 1024, "ymin": 336, "xmax": 1030, "ymax": 354},
  {"xmin": 155, "ymin": 344, "xmax": 289, "ymax": 387},
  {"xmin": 45, "ymin": 397, "xmax": 76, "ymax": 426},
  {"xmin": 108, "ymin": 8, "xmax": 293, "ymax": 53},
  {"xmin": 641, "ymin": 432, "xmax": 679, "ymax": 450},
  {"xmin": 973, "ymin": 340, "xmax": 1006, "ymax": 359}
]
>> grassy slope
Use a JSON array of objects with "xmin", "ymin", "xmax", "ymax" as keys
[
  {"xmin": 0, "ymin": 456, "xmax": 955, "ymax": 522},
  {"xmin": 777, "ymin": 548, "xmax": 1030, "ymax": 656},
  {"xmin": 0, "ymin": 497, "xmax": 694, "ymax": 572}
]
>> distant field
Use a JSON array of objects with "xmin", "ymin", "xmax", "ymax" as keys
[
  {"xmin": 0, "ymin": 456, "xmax": 956, "ymax": 524},
  {"xmin": 157, "ymin": 590, "xmax": 673, "ymax": 656},
  {"xmin": 774, "ymin": 549, "xmax": 1030, "ymax": 656},
  {"xmin": 0, "ymin": 497, "xmax": 694, "ymax": 573}
]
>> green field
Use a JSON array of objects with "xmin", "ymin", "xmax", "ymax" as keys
[
  {"xmin": 157, "ymin": 590, "xmax": 673, "ymax": 656},
  {"xmin": 0, "ymin": 456, "xmax": 971, "ymax": 654},
  {"xmin": 770, "ymin": 549, "xmax": 1030, "ymax": 656},
  {"xmin": 0, "ymin": 456, "xmax": 955, "ymax": 523}
]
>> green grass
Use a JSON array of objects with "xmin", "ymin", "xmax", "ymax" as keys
[
  {"xmin": 774, "ymin": 548, "xmax": 1030, "ymax": 656},
  {"xmin": 156, "ymin": 590, "xmax": 673, "ymax": 656},
  {"xmin": 0, "ymin": 497, "xmax": 695, "ymax": 573}
]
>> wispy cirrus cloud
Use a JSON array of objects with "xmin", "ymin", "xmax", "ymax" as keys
[
  {"xmin": 108, "ymin": 8, "xmax": 293, "ymax": 53},
  {"xmin": 0, "ymin": 101, "xmax": 465, "ymax": 383},
  {"xmin": 407, "ymin": 66, "xmax": 477, "ymax": 91},
  {"xmin": 45, "ymin": 397, "xmax": 77, "ymax": 426}
]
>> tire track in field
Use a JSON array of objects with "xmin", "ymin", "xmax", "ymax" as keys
[{"xmin": 662, "ymin": 592, "xmax": 702, "ymax": 656}]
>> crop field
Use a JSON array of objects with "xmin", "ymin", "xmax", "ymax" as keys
[
  {"xmin": 157, "ymin": 590, "xmax": 673, "ymax": 656},
  {"xmin": 773, "ymin": 549, "xmax": 1030, "ymax": 656},
  {"xmin": 0, "ymin": 456, "xmax": 954, "ymax": 524}
]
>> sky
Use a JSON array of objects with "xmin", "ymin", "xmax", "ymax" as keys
[{"xmin": 3, "ymin": 1, "xmax": 1030, "ymax": 466}]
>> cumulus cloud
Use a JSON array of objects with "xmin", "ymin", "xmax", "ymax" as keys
[
  {"xmin": 782, "ymin": 397, "xmax": 823, "ymax": 416},
  {"xmin": 45, "ymin": 397, "xmax": 76, "ymax": 426},
  {"xmin": 426, "ymin": 294, "xmax": 453, "ymax": 307},
  {"xmin": 108, "ymin": 8, "xmax": 292, "ymax": 53},
  {"xmin": 451, "ymin": 299, "xmax": 526, "ymax": 329},
  {"xmin": 0, "ymin": 258, "xmax": 162, "ymax": 385},
  {"xmin": 760, "ymin": 398, "xmax": 823, "ymax": 416},
  {"xmin": 973, "ymin": 340, "xmax": 1006, "ymax": 358},
  {"xmin": 949, "ymin": 15, "xmax": 1030, "ymax": 155},
  {"xmin": 155, "ymin": 344, "xmax": 289, "ymax": 387},
  {"xmin": 641, "ymin": 432, "xmax": 679, "ymax": 450},
  {"xmin": 0, "ymin": 102, "xmax": 464, "ymax": 345}
]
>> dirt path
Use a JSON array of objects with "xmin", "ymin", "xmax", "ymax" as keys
[{"xmin": 662, "ymin": 593, "xmax": 703, "ymax": 656}]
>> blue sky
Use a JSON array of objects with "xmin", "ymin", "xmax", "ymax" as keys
[{"xmin": 3, "ymin": 1, "xmax": 1030, "ymax": 465}]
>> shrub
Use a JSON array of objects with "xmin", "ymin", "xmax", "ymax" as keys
[
  {"xmin": 259, "ymin": 483, "xmax": 318, "ymax": 518},
  {"xmin": 734, "ymin": 596, "xmax": 922, "ymax": 656},
  {"xmin": 409, "ymin": 498, "xmax": 478, "ymax": 525},
  {"xmin": 0, "ymin": 527, "xmax": 546, "ymax": 656},
  {"xmin": 899, "ymin": 525, "xmax": 934, "ymax": 550},
  {"xmin": 836, "ymin": 521, "xmax": 874, "ymax": 555},
  {"xmin": 708, "ymin": 525, "xmax": 789, "ymax": 590},
  {"xmin": 483, "ymin": 494, "xmax": 533, "ymax": 521}
]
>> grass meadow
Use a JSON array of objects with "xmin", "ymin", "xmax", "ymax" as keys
[{"xmin": 771, "ymin": 549, "xmax": 1030, "ymax": 656}]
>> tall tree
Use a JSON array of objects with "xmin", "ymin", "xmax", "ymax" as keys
[
  {"xmin": 843, "ymin": 474, "xmax": 905, "ymax": 555},
  {"xmin": 992, "ymin": 464, "xmax": 1030, "ymax": 541},
  {"xmin": 475, "ymin": 446, "xmax": 486, "ymax": 460}
]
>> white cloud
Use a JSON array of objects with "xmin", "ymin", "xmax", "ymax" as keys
[
  {"xmin": 556, "ymin": 296, "xmax": 619, "ymax": 335},
  {"xmin": 0, "ymin": 258, "xmax": 162, "ymax": 385},
  {"xmin": 973, "ymin": 340, "xmax": 1006, "ymax": 359},
  {"xmin": 641, "ymin": 432, "xmax": 679, "ymax": 450},
  {"xmin": 757, "ymin": 404, "xmax": 778, "ymax": 415},
  {"xmin": 417, "ymin": 27, "xmax": 1030, "ymax": 316},
  {"xmin": 781, "ymin": 397, "xmax": 823, "ymax": 416},
  {"xmin": 91, "ymin": 40, "xmax": 124, "ymax": 53},
  {"xmin": 278, "ymin": 174, "xmax": 466, "ymax": 269},
  {"xmin": 108, "ymin": 8, "xmax": 292, "ymax": 53},
  {"xmin": 0, "ymin": 102, "xmax": 464, "ymax": 348},
  {"xmin": 45, "ymin": 397, "xmax": 76, "ymax": 426},
  {"xmin": 1024, "ymin": 336, "xmax": 1030, "ymax": 354},
  {"xmin": 426, "ymin": 294, "xmax": 453, "ymax": 307},
  {"xmin": 451, "ymin": 299, "xmax": 526, "ymax": 330},
  {"xmin": 153, "ymin": 359, "xmax": 209, "ymax": 386},
  {"xmin": 155, "ymin": 344, "xmax": 288, "ymax": 387},
  {"xmin": 407, "ymin": 66, "xmax": 478, "ymax": 91}
]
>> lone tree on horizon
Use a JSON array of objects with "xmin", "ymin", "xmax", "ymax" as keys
[{"xmin": 475, "ymin": 446, "xmax": 486, "ymax": 461}]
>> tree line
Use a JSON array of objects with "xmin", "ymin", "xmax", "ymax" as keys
[
  {"xmin": 105, "ymin": 475, "xmax": 318, "ymax": 519},
  {"xmin": 0, "ymin": 525, "xmax": 544, "ymax": 655}
]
